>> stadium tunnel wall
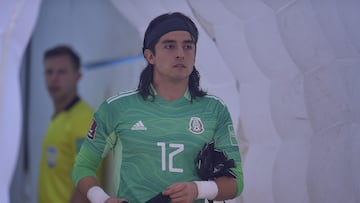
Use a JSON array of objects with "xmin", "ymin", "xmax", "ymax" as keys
[{"xmin": 1, "ymin": 0, "xmax": 359, "ymax": 203}]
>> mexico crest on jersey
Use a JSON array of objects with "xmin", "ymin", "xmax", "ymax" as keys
[{"xmin": 189, "ymin": 117, "xmax": 204, "ymax": 134}]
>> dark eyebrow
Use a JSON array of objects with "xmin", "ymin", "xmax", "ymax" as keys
[
  {"xmin": 161, "ymin": 39, "xmax": 195, "ymax": 44},
  {"xmin": 161, "ymin": 39, "xmax": 176, "ymax": 44},
  {"xmin": 183, "ymin": 39, "xmax": 195, "ymax": 44}
]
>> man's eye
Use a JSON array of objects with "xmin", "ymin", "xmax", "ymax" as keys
[
  {"xmin": 45, "ymin": 70, "xmax": 52, "ymax": 76},
  {"xmin": 165, "ymin": 44, "xmax": 174, "ymax": 49},
  {"xmin": 184, "ymin": 45, "xmax": 194, "ymax": 49}
]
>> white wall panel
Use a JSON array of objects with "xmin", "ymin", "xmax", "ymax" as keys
[
  {"xmin": 0, "ymin": 1, "xmax": 41, "ymax": 203},
  {"xmin": 188, "ymin": 0, "xmax": 360, "ymax": 203}
]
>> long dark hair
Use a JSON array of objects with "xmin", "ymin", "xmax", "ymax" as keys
[{"xmin": 138, "ymin": 12, "xmax": 207, "ymax": 101}]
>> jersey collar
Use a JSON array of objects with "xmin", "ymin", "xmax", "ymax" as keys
[
  {"xmin": 52, "ymin": 96, "xmax": 80, "ymax": 119},
  {"xmin": 149, "ymin": 84, "xmax": 191, "ymax": 101},
  {"xmin": 64, "ymin": 96, "xmax": 80, "ymax": 111}
]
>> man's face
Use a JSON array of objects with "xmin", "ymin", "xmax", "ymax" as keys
[
  {"xmin": 44, "ymin": 55, "xmax": 80, "ymax": 103},
  {"xmin": 147, "ymin": 30, "xmax": 196, "ymax": 84}
]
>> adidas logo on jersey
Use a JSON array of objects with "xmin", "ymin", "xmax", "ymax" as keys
[{"xmin": 131, "ymin": 120, "xmax": 147, "ymax": 130}]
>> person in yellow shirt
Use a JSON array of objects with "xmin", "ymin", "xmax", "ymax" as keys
[{"xmin": 37, "ymin": 45, "xmax": 101, "ymax": 203}]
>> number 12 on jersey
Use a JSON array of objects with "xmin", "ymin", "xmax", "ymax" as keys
[{"xmin": 157, "ymin": 142, "xmax": 184, "ymax": 173}]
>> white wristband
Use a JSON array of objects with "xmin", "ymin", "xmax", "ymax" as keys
[
  {"xmin": 194, "ymin": 181, "xmax": 219, "ymax": 200},
  {"xmin": 86, "ymin": 186, "xmax": 110, "ymax": 203}
]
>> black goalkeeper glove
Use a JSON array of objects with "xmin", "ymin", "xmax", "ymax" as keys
[
  {"xmin": 195, "ymin": 141, "xmax": 237, "ymax": 203},
  {"xmin": 195, "ymin": 141, "xmax": 237, "ymax": 181}
]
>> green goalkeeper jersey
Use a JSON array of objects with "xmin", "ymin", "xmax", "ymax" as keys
[{"xmin": 72, "ymin": 88, "xmax": 243, "ymax": 203}]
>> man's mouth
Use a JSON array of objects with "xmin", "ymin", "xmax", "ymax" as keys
[
  {"xmin": 49, "ymin": 87, "xmax": 59, "ymax": 93},
  {"xmin": 174, "ymin": 64, "xmax": 185, "ymax": 68}
]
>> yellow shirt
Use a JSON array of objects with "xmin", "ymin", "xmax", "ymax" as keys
[{"xmin": 38, "ymin": 99, "xmax": 95, "ymax": 203}]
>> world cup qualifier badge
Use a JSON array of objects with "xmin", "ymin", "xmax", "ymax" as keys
[
  {"xmin": 188, "ymin": 117, "xmax": 205, "ymax": 134},
  {"xmin": 87, "ymin": 119, "xmax": 97, "ymax": 140}
]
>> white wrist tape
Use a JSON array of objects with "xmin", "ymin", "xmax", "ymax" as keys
[
  {"xmin": 194, "ymin": 181, "xmax": 219, "ymax": 200},
  {"xmin": 86, "ymin": 186, "xmax": 110, "ymax": 203}
]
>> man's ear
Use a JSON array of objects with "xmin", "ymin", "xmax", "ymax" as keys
[
  {"xmin": 76, "ymin": 71, "xmax": 82, "ymax": 81},
  {"xmin": 144, "ymin": 49, "xmax": 154, "ymax": 64}
]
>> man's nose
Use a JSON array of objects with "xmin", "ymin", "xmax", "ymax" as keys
[
  {"xmin": 48, "ymin": 73, "xmax": 60, "ymax": 81},
  {"xmin": 176, "ymin": 47, "xmax": 185, "ymax": 59}
]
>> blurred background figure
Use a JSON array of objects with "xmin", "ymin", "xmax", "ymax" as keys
[{"xmin": 38, "ymin": 45, "xmax": 98, "ymax": 203}]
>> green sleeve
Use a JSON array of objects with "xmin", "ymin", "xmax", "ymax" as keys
[
  {"xmin": 71, "ymin": 145, "xmax": 102, "ymax": 187},
  {"xmin": 214, "ymin": 100, "xmax": 244, "ymax": 196},
  {"xmin": 233, "ymin": 161, "xmax": 244, "ymax": 196}
]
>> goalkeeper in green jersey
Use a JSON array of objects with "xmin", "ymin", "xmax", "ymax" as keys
[{"xmin": 72, "ymin": 12, "xmax": 244, "ymax": 203}]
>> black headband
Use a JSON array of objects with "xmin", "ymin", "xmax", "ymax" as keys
[{"xmin": 144, "ymin": 16, "xmax": 197, "ymax": 50}]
